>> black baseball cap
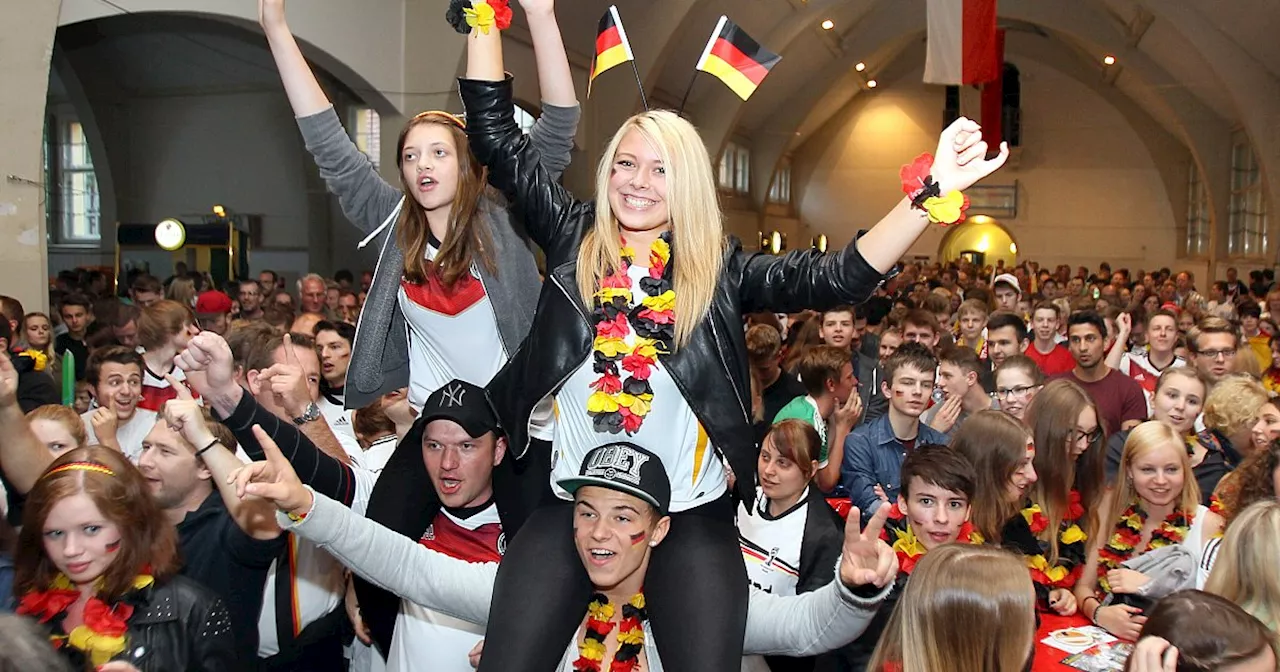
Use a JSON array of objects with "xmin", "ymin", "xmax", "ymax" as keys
[
  {"xmin": 419, "ymin": 379, "xmax": 502, "ymax": 438},
  {"xmin": 557, "ymin": 443, "xmax": 671, "ymax": 515}
]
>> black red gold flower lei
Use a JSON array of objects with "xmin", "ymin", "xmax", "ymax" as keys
[
  {"xmin": 573, "ymin": 592, "xmax": 647, "ymax": 672},
  {"xmin": 1021, "ymin": 490, "xmax": 1088, "ymax": 588},
  {"xmin": 445, "ymin": 0, "xmax": 513, "ymax": 35},
  {"xmin": 587, "ymin": 233, "xmax": 675, "ymax": 435},
  {"xmin": 1096, "ymin": 500, "xmax": 1192, "ymax": 593},
  {"xmin": 17, "ymin": 569, "xmax": 155, "ymax": 666},
  {"xmin": 900, "ymin": 153, "xmax": 970, "ymax": 226}
]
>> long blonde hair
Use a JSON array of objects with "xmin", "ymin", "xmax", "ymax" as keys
[
  {"xmin": 577, "ymin": 110, "xmax": 723, "ymax": 349},
  {"xmin": 1106, "ymin": 421, "xmax": 1201, "ymax": 527},
  {"xmin": 1205, "ymin": 500, "xmax": 1280, "ymax": 631},
  {"xmin": 868, "ymin": 545, "xmax": 1035, "ymax": 672}
]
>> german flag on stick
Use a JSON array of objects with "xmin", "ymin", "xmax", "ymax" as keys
[
  {"xmin": 588, "ymin": 6, "xmax": 635, "ymax": 98},
  {"xmin": 695, "ymin": 16, "xmax": 781, "ymax": 101}
]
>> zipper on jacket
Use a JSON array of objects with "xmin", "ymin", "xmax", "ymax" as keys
[
  {"xmin": 518, "ymin": 270, "xmax": 593, "ymax": 459},
  {"xmin": 473, "ymin": 262, "xmax": 510, "ymax": 359},
  {"xmin": 708, "ymin": 317, "xmax": 751, "ymax": 425},
  {"xmin": 348, "ymin": 215, "xmax": 399, "ymax": 401}
]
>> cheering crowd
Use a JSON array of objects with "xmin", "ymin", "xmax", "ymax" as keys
[{"xmin": 0, "ymin": 0, "xmax": 1277, "ymax": 671}]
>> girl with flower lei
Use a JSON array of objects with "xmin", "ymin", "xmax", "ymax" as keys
[
  {"xmin": 13, "ymin": 448, "xmax": 235, "ymax": 671},
  {"xmin": 1072, "ymin": 422, "xmax": 1220, "ymax": 642},
  {"xmin": 1017, "ymin": 380, "xmax": 1110, "ymax": 612},
  {"xmin": 458, "ymin": 3, "xmax": 1009, "ymax": 671}
]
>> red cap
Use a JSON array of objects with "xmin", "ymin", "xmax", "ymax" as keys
[{"xmin": 195, "ymin": 290, "xmax": 234, "ymax": 315}]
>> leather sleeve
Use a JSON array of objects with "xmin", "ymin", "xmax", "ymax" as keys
[
  {"xmin": 458, "ymin": 76, "xmax": 584, "ymax": 261},
  {"xmin": 732, "ymin": 235, "xmax": 887, "ymax": 314}
]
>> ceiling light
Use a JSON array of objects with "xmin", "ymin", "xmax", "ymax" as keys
[
  {"xmin": 1103, "ymin": 55, "xmax": 1116, "ymax": 66},
  {"xmin": 854, "ymin": 62, "xmax": 866, "ymax": 72},
  {"xmin": 866, "ymin": 79, "xmax": 878, "ymax": 88},
  {"xmin": 821, "ymin": 19, "xmax": 834, "ymax": 30}
]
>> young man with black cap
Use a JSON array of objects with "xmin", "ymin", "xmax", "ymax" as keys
[{"xmin": 233, "ymin": 440, "xmax": 899, "ymax": 671}]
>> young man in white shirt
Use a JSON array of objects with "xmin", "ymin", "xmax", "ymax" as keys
[
  {"xmin": 1108, "ymin": 309, "xmax": 1184, "ymax": 408},
  {"xmin": 315, "ymin": 321, "xmax": 361, "ymax": 461},
  {"xmin": 81, "ymin": 346, "xmax": 158, "ymax": 461}
]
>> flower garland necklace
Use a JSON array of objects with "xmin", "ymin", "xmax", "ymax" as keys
[
  {"xmin": 890, "ymin": 520, "xmax": 983, "ymax": 575},
  {"xmin": 18, "ymin": 569, "xmax": 155, "ymax": 666},
  {"xmin": 574, "ymin": 592, "xmax": 647, "ymax": 672},
  {"xmin": 1021, "ymin": 490, "xmax": 1088, "ymax": 588},
  {"xmin": 1096, "ymin": 499, "xmax": 1192, "ymax": 593},
  {"xmin": 587, "ymin": 233, "xmax": 675, "ymax": 435}
]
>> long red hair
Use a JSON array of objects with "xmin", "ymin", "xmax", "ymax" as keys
[
  {"xmin": 395, "ymin": 112, "xmax": 496, "ymax": 287},
  {"xmin": 15, "ymin": 447, "xmax": 180, "ymax": 601}
]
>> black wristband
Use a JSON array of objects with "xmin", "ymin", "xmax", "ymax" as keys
[{"xmin": 195, "ymin": 438, "xmax": 219, "ymax": 458}]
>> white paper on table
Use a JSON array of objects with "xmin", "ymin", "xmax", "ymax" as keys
[{"xmin": 1040, "ymin": 625, "xmax": 1118, "ymax": 654}]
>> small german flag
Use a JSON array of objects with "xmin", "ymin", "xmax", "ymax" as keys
[
  {"xmin": 695, "ymin": 16, "xmax": 781, "ymax": 101},
  {"xmin": 588, "ymin": 6, "xmax": 635, "ymax": 98}
]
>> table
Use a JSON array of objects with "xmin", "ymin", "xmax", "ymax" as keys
[{"xmin": 1032, "ymin": 612, "xmax": 1098, "ymax": 671}]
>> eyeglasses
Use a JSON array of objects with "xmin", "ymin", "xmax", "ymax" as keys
[
  {"xmin": 995, "ymin": 385, "xmax": 1039, "ymax": 400},
  {"xmin": 1196, "ymin": 348, "xmax": 1234, "ymax": 361},
  {"xmin": 1071, "ymin": 427, "xmax": 1104, "ymax": 444}
]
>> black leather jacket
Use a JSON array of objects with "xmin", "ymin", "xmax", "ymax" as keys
[
  {"xmin": 459, "ymin": 76, "xmax": 888, "ymax": 503},
  {"xmin": 48, "ymin": 575, "xmax": 237, "ymax": 672}
]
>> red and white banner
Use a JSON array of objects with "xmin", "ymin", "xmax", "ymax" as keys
[{"xmin": 924, "ymin": 0, "xmax": 1000, "ymax": 85}]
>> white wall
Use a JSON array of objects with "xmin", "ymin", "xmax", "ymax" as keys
[{"xmin": 793, "ymin": 57, "xmax": 1184, "ymax": 271}]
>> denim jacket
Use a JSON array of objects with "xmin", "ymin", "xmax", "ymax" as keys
[{"xmin": 840, "ymin": 413, "xmax": 948, "ymax": 524}]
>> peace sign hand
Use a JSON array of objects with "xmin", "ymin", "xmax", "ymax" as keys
[
  {"xmin": 228, "ymin": 425, "xmax": 312, "ymax": 517},
  {"xmin": 931, "ymin": 116, "xmax": 1009, "ymax": 194},
  {"xmin": 839, "ymin": 502, "xmax": 899, "ymax": 589}
]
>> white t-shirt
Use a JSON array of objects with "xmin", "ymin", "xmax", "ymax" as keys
[
  {"xmin": 388, "ymin": 504, "xmax": 504, "ymax": 672},
  {"xmin": 551, "ymin": 264, "xmax": 728, "ymax": 512},
  {"xmin": 81, "ymin": 407, "xmax": 158, "ymax": 463},
  {"xmin": 737, "ymin": 486, "xmax": 808, "ymax": 598},
  {"xmin": 319, "ymin": 397, "xmax": 364, "ymax": 465},
  {"xmin": 360, "ymin": 435, "xmax": 399, "ymax": 474},
  {"xmin": 258, "ymin": 466, "xmax": 378, "ymax": 657},
  {"xmin": 397, "ymin": 245, "xmax": 553, "ymax": 439}
]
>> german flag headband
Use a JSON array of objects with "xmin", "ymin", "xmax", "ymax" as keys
[
  {"xmin": 412, "ymin": 110, "xmax": 466, "ymax": 130},
  {"xmin": 44, "ymin": 462, "xmax": 116, "ymax": 479}
]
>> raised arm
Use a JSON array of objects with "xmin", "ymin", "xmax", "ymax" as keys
[
  {"xmin": 461, "ymin": 13, "xmax": 584, "ymax": 256},
  {"xmin": 519, "ymin": 0, "xmax": 580, "ymax": 179},
  {"xmin": 260, "ymin": 0, "xmax": 403, "ymax": 236},
  {"xmin": 746, "ymin": 503, "xmax": 896, "ymax": 655},
  {"xmin": 0, "ymin": 355, "xmax": 54, "ymax": 493},
  {"xmin": 281, "ymin": 489, "xmax": 494, "ymax": 626},
  {"xmin": 179, "ymin": 333, "xmax": 360, "ymax": 506},
  {"xmin": 739, "ymin": 118, "xmax": 1009, "ymax": 312},
  {"xmin": 160, "ymin": 380, "xmax": 281, "ymax": 540}
]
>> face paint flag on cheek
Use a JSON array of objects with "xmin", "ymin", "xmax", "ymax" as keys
[
  {"xmin": 105, "ymin": 540, "xmax": 121, "ymax": 553},
  {"xmin": 630, "ymin": 531, "xmax": 647, "ymax": 546}
]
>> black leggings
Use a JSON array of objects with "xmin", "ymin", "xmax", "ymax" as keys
[{"xmin": 476, "ymin": 495, "xmax": 748, "ymax": 672}]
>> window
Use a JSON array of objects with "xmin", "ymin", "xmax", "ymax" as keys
[
  {"xmin": 1227, "ymin": 129, "xmax": 1268, "ymax": 257},
  {"xmin": 514, "ymin": 104, "xmax": 536, "ymax": 134},
  {"xmin": 351, "ymin": 107, "xmax": 382, "ymax": 170},
  {"xmin": 718, "ymin": 141, "xmax": 750, "ymax": 194},
  {"xmin": 49, "ymin": 120, "xmax": 100, "ymax": 243},
  {"xmin": 1186, "ymin": 163, "xmax": 1209, "ymax": 256},
  {"xmin": 768, "ymin": 160, "xmax": 791, "ymax": 204}
]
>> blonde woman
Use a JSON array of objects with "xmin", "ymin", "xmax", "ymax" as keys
[
  {"xmin": 17, "ymin": 313, "xmax": 58, "ymax": 380},
  {"xmin": 459, "ymin": 8, "xmax": 1008, "ymax": 671},
  {"xmin": 1, "ymin": 405, "xmax": 89, "ymax": 527},
  {"xmin": 166, "ymin": 276, "xmax": 197, "ymax": 309},
  {"xmin": 1191, "ymin": 374, "xmax": 1268, "ymax": 500},
  {"xmin": 1203, "ymin": 501, "xmax": 1280, "ymax": 631},
  {"xmin": 867, "ymin": 545, "xmax": 1035, "ymax": 672},
  {"xmin": 1074, "ymin": 422, "xmax": 1221, "ymax": 641}
]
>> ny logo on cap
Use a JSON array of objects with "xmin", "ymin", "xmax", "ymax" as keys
[
  {"xmin": 441, "ymin": 383, "xmax": 466, "ymax": 408},
  {"xmin": 584, "ymin": 445, "xmax": 649, "ymax": 485}
]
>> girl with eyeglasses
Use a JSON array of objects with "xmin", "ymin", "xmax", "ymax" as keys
[
  {"xmin": 993, "ymin": 355, "xmax": 1043, "ymax": 423},
  {"xmin": 1010, "ymin": 380, "xmax": 1108, "ymax": 614}
]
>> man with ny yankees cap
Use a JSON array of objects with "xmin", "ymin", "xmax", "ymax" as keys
[
  {"xmin": 245, "ymin": 438, "xmax": 899, "ymax": 671},
  {"xmin": 350, "ymin": 378, "xmax": 516, "ymax": 670}
]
